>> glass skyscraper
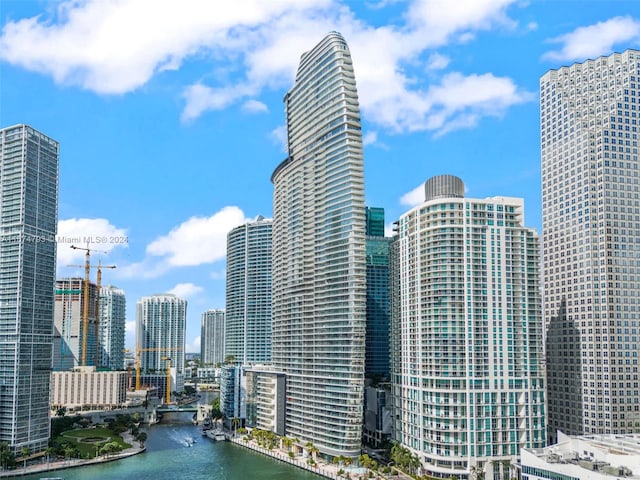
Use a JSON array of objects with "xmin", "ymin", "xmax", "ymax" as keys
[
  {"xmin": 271, "ymin": 32, "xmax": 366, "ymax": 457},
  {"xmin": 99, "ymin": 285, "xmax": 126, "ymax": 370},
  {"xmin": 541, "ymin": 49, "xmax": 640, "ymax": 441},
  {"xmin": 365, "ymin": 207, "xmax": 391, "ymax": 378},
  {"xmin": 225, "ymin": 217, "xmax": 272, "ymax": 364},
  {"xmin": 391, "ymin": 175, "xmax": 545, "ymax": 479},
  {"xmin": 0, "ymin": 124, "xmax": 58, "ymax": 455},
  {"xmin": 201, "ymin": 309, "xmax": 225, "ymax": 366}
]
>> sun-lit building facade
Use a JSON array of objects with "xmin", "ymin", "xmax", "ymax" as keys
[
  {"xmin": 542, "ymin": 49, "xmax": 640, "ymax": 442},
  {"xmin": 391, "ymin": 175, "xmax": 546, "ymax": 479},
  {"xmin": 271, "ymin": 31, "xmax": 366, "ymax": 457},
  {"xmin": 98, "ymin": 285, "xmax": 126, "ymax": 370},
  {"xmin": 0, "ymin": 124, "xmax": 59, "ymax": 455}
]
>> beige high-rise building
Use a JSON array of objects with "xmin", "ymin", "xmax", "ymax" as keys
[{"xmin": 542, "ymin": 49, "xmax": 640, "ymax": 443}]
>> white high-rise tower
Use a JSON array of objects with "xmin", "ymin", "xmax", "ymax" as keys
[{"xmin": 271, "ymin": 32, "xmax": 366, "ymax": 457}]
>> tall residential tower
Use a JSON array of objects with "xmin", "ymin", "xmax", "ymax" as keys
[
  {"xmin": 225, "ymin": 217, "xmax": 272, "ymax": 363},
  {"xmin": 271, "ymin": 32, "xmax": 366, "ymax": 457},
  {"xmin": 0, "ymin": 124, "xmax": 58, "ymax": 455},
  {"xmin": 136, "ymin": 294, "xmax": 186, "ymax": 376},
  {"xmin": 542, "ymin": 49, "xmax": 640, "ymax": 441},
  {"xmin": 99, "ymin": 285, "xmax": 126, "ymax": 370},
  {"xmin": 201, "ymin": 309, "xmax": 225, "ymax": 365},
  {"xmin": 391, "ymin": 175, "xmax": 546, "ymax": 479}
]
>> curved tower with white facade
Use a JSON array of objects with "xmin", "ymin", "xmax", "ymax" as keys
[{"xmin": 271, "ymin": 32, "xmax": 366, "ymax": 457}]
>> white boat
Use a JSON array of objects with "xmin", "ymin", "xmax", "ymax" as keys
[{"xmin": 205, "ymin": 429, "xmax": 226, "ymax": 441}]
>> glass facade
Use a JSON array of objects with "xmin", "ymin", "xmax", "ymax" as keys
[
  {"xmin": 541, "ymin": 49, "xmax": 640, "ymax": 441},
  {"xmin": 271, "ymin": 32, "xmax": 366, "ymax": 457},
  {"xmin": 365, "ymin": 207, "xmax": 391, "ymax": 378},
  {"xmin": 201, "ymin": 309, "xmax": 225, "ymax": 366},
  {"xmin": 99, "ymin": 285, "xmax": 126, "ymax": 370},
  {"xmin": 391, "ymin": 176, "xmax": 545, "ymax": 479},
  {"xmin": 0, "ymin": 124, "xmax": 59, "ymax": 455},
  {"xmin": 225, "ymin": 217, "xmax": 272, "ymax": 363}
]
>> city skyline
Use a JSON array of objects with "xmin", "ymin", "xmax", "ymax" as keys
[{"xmin": 1, "ymin": 1, "xmax": 639, "ymax": 350}]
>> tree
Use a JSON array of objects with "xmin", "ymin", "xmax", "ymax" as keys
[
  {"xmin": 135, "ymin": 432, "xmax": 147, "ymax": 448},
  {"xmin": 0, "ymin": 442, "xmax": 16, "ymax": 470},
  {"xmin": 55, "ymin": 406, "xmax": 67, "ymax": 417},
  {"xmin": 20, "ymin": 447, "xmax": 30, "ymax": 469}
]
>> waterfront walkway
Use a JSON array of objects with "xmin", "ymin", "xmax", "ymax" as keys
[{"xmin": 0, "ymin": 433, "xmax": 145, "ymax": 478}]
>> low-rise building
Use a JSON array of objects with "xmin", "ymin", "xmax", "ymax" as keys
[
  {"xmin": 521, "ymin": 431, "xmax": 640, "ymax": 479},
  {"xmin": 50, "ymin": 366, "xmax": 127, "ymax": 410},
  {"xmin": 245, "ymin": 366, "xmax": 286, "ymax": 436}
]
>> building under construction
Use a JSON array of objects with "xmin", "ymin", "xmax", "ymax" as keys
[{"xmin": 53, "ymin": 277, "xmax": 99, "ymax": 370}]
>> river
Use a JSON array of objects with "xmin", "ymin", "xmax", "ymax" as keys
[{"xmin": 21, "ymin": 403, "xmax": 320, "ymax": 480}]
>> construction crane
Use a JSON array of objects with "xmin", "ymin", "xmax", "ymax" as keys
[
  {"xmin": 68, "ymin": 246, "xmax": 115, "ymax": 367},
  {"xmin": 161, "ymin": 356, "xmax": 172, "ymax": 405},
  {"xmin": 123, "ymin": 345, "xmax": 183, "ymax": 391}
]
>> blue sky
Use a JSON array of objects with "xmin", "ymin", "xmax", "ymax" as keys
[{"xmin": 1, "ymin": 0, "xmax": 639, "ymax": 353}]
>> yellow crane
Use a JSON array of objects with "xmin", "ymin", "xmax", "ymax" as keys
[
  {"xmin": 68, "ymin": 248, "xmax": 115, "ymax": 367},
  {"xmin": 161, "ymin": 356, "xmax": 172, "ymax": 405},
  {"xmin": 123, "ymin": 346, "xmax": 183, "ymax": 392}
]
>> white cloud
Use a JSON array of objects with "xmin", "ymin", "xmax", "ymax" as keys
[
  {"xmin": 57, "ymin": 218, "xmax": 128, "ymax": 269},
  {"xmin": 118, "ymin": 206, "xmax": 248, "ymax": 279},
  {"xmin": 270, "ymin": 125, "xmax": 288, "ymax": 152},
  {"xmin": 125, "ymin": 320, "xmax": 136, "ymax": 350},
  {"xmin": 363, "ymin": 131, "xmax": 378, "ymax": 146},
  {"xmin": 188, "ymin": 336, "xmax": 201, "ymax": 353},
  {"xmin": 0, "ymin": 0, "xmax": 531, "ymax": 136},
  {"xmin": 543, "ymin": 16, "xmax": 640, "ymax": 62},
  {"xmin": 241, "ymin": 99, "xmax": 268, "ymax": 113},
  {"xmin": 168, "ymin": 282, "xmax": 203, "ymax": 299},
  {"xmin": 426, "ymin": 52, "xmax": 450, "ymax": 71},
  {"xmin": 384, "ymin": 223, "xmax": 397, "ymax": 238},
  {"xmin": 147, "ymin": 206, "xmax": 248, "ymax": 267},
  {"xmin": 400, "ymin": 184, "xmax": 425, "ymax": 207},
  {"xmin": 210, "ymin": 269, "xmax": 226, "ymax": 280}
]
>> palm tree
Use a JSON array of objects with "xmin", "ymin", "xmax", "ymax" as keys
[
  {"xmin": 136, "ymin": 431, "xmax": 147, "ymax": 448},
  {"xmin": 20, "ymin": 447, "xmax": 30, "ymax": 470}
]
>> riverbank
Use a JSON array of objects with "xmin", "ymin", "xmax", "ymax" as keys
[
  {"xmin": 228, "ymin": 435, "xmax": 373, "ymax": 480},
  {"xmin": 0, "ymin": 433, "xmax": 145, "ymax": 478}
]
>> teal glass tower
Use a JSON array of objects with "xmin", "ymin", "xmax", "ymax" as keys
[
  {"xmin": 365, "ymin": 207, "xmax": 391, "ymax": 378},
  {"xmin": 271, "ymin": 32, "xmax": 366, "ymax": 457},
  {"xmin": 0, "ymin": 124, "xmax": 59, "ymax": 455}
]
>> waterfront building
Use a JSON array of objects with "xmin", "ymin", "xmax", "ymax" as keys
[
  {"xmin": 220, "ymin": 364, "xmax": 247, "ymax": 427},
  {"xmin": 136, "ymin": 294, "xmax": 187, "ymax": 383},
  {"xmin": 138, "ymin": 373, "xmax": 184, "ymax": 398},
  {"xmin": 270, "ymin": 31, "xmax": 366, "ymax": 458},
  {"xmin": 0, "ymin": 124, "xmax": 58, "ymax": 455},
  {"xmin": 245, "ymin": 366, "xmax": 286, "ymax": 436},
  {"xmin": 391, "ymin": 175, "xmax": 546, "ymax": 479},
  {"xmin": 365, "ymin": 207, "xmax": 391, "ymax": 379},
  {"xmin": 521, "ymin": 431, "xmax": 640, "ymax": 479},
  {"xmin": 53, "ymin": 277, "xmax": 99, "ymax": 370},
  {"xmin": 201, "ymin": 309, "xmax": 225, "ymax": 365},
  {"xmin": 225, "ymin": 217, "xmax": 272, "ymax": 364},
  {"xmin": 50, "ymin": 366, "xmax": 128, "ymax": 410},
  {"xmin": 98, "ymin": 285, "xmax": 126, "ymax": 370},
  {"xmin": 541, "ymin": 49, "xmax": 640, "ymax": 442}
]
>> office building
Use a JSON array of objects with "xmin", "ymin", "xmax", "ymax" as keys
[
  {"xmin": 0, "ymin": 124, "xmax": 58, "ymax": 454},
  {"xmin": 391, "ymin": 175, "xmax": 546, "ymax": 479},
  {"xmin": 271, "ymin": 31, "xmax": 366, "ymax": 457},
  {"xmin": 201, "ymin": 309, "xmax": 225, "ymax": 366},
  {"xmin": 225, "ymin": 216, "xmax": 272, "ymax": 363},
  {"xmin": 98, "ymin": 285, "xmax": 126, "ymax": 370},
  {"xmin": 50, "ymin": 367, "xmax": 128, "ymax": 410},
  {"xmin": 365, "ymin": 207, "xmax": 391, "ymax": 378},
  {"xmin": 220, "ymin": 364, "xmax": 247, "ymax": 427},
  {"xmin": 541, "ymin": 49, "xmax": 640, "ymax": 441},
  {"xmin": 136, "ymin": 294, "xmax": 186, "ymax": 379}
]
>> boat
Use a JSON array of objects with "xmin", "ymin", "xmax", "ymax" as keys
[
  {"xmin": 205, "ymin": 429, "xmax": 226, "ymax": 441},
  {"xmin": 201, "ymin": 416, "xmax": 213, "ymax": 431}
]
